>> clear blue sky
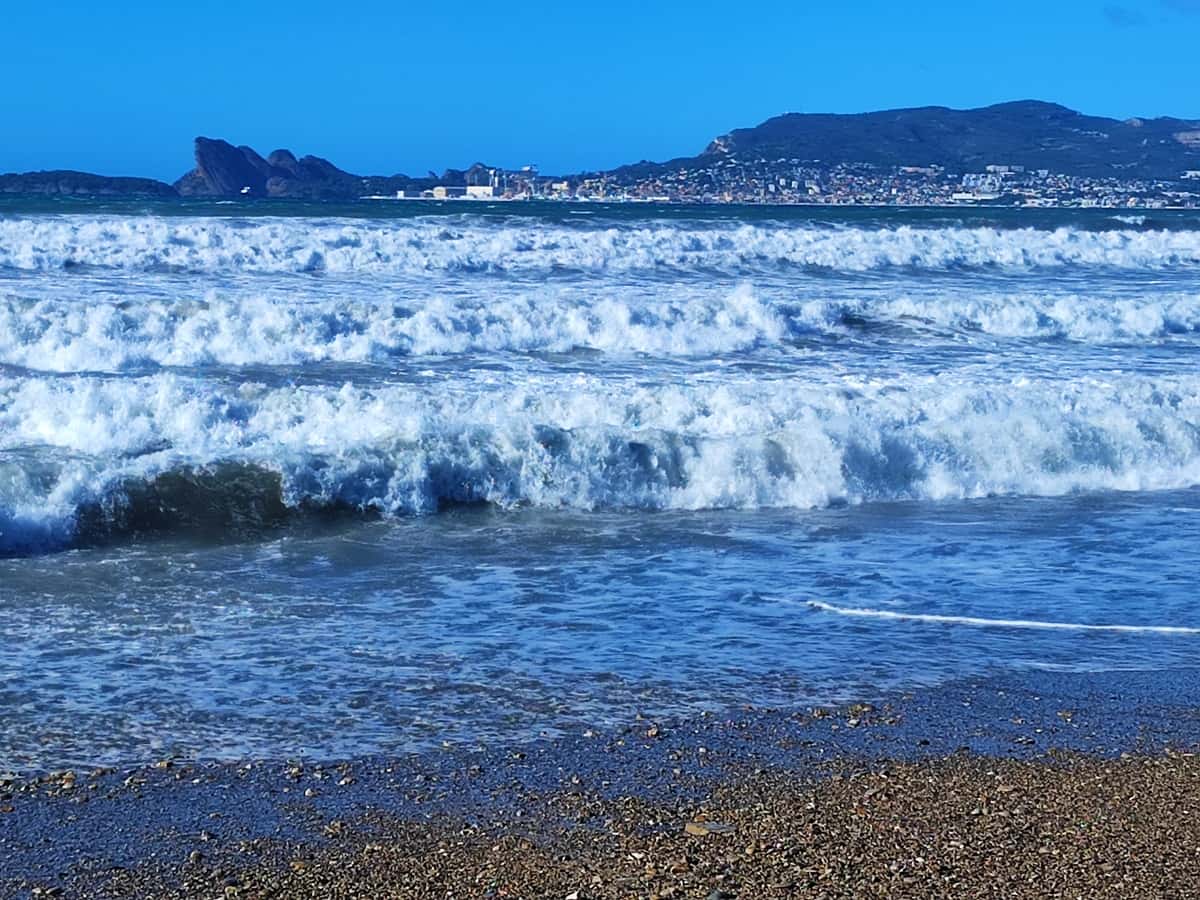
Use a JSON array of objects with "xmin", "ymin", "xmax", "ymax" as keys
[{"xmin": 2, "ymin": 0, "xmax": 1198, "ymax": 180}]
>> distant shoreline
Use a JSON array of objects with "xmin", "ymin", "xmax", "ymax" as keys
[
  {"xmin": 2, "ymin": 193, "xmax": 1199, "ymax": 213},
  {"xmin": 5, "ymin": 100, "xmax": 1199, "ymax": 208},
  {"xmin": 355, "ymin": 195, "xmax": 1199, "ymax": 211}
]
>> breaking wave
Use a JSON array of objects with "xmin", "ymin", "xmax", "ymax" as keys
[
  {"xmin": 2, "ymin": 216, "xmax": 1200, "ymax": 274},
  {"xmin": 3, "ymin": 283, "xmax": 1199, "ymax": 373},
  {"xmin": 814, "ymin": 290, "xmax": 1200, "ymax": 342},
  {"xmin": 0, "ymin": 284, "xmax": 787, "ymax": 370},
  {"xmin": 2, "ymin": 371, "xmax": 1199, "ymax": 554}
]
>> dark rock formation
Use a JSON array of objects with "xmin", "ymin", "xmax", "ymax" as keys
[
  {"xmin": 0, "ymin": 170, "xmax": 178, "ymax": 197},
  {"xmin": 175, "ymin": 137, "xmax": 437, "ymax": 199},
  {"xmin": 175, "ymin": 139, "xmax": 264, "ymax": 196},
  {"xmin": 175, "ymin": 138, "xmax": 301, "ymax": 197}
]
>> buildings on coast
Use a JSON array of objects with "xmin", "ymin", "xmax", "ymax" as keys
[
  {"xmin": 564, "ymin": 159, "xmax": 1199, "ymax": 208},
  {"xmin": 382, "ymin": 157, "xmax": 1199, "ymax": 209}
]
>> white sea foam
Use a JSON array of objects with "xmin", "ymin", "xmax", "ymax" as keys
[
  {"xmin": 2, "ymin": 370, "xmax": 1199, "ymax": 552},
  {"xmin": 805, "ymin": 601, "xmax": 1200, "ymax": 634},
  {"xmin": 3, "ymin": 281, "xmax": 1199, "ymax": 373},
  {"xmin": 0, "ymin": 283, "xmax": 787, "ymax": 371},
  {"xmin": 2, "ymin": 216, "xmax": 1199, "ymax": 274},
  {"xmin": 805, "ymin": 290, "xmax": 1200, "ymax": 342}
]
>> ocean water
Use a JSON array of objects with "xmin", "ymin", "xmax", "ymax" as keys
[{"xmin": 1, "ymin": 199, "xmax": 1199, "ymax": 769}]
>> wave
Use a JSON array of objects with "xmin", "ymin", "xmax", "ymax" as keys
[
  {"xmin": 805, "ymin": 600, "xmax": 1200, "ymax": 635},
  {"xmin": 2, "ymin": 216, "xmax": 1200, "ymax": 275},
  {"xmin": 2, "ymin": 370, "xmax": 1199, "ymax": 553},
  {"xmin": 812, "ymin": 290, "xmax": 1200, "ymax": 342},
  {"xmin": 0, "ymin": 284, "xmax": 787, "ymax": 370},
  {"xmin": 3, "ymin": 283, "xmax": 1199, "ymax": 373}
]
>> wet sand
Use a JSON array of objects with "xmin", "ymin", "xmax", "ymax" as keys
[{"xmin": 4, "ymin": 669, "xmax": 1200, "ymax": 899}]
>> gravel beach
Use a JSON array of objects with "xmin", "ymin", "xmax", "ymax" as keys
[{"xmin": 4, "ymin": 669, "xmax": 1200, "ymax": 899}]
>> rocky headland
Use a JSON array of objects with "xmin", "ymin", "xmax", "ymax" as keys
[{"xmin": 172, "ymin": 137, "xmax": 426, "ymax": 200}]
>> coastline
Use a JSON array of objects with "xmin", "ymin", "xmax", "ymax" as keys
[{"xmin": 5, "ymin": 667, "xmax": 1200, "ymax": 899}]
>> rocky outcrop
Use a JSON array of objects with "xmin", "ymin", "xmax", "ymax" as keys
[
  {"xmin": 174, "ymin": 137, "xmax": 435, "ymax": 199},
  {"xmin": 0, "ymin": 170, "xmax": 178, "ymax": 197},
  {"xmin": 174, "ymin": 138, "xmax": 277, "ymax": 196},
  {"xmin": 173, "ymin": 138, "xmax": 347, "ymax": 198}
]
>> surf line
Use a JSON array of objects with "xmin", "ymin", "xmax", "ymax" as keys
[{"xmin": 806, "ymin": 600, "xmax": 1200, "ymax": 635}]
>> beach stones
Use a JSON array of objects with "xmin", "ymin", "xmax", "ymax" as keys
[{"xmin": 684, "ymin": 820, "xmax": 735, "ymax": 837}]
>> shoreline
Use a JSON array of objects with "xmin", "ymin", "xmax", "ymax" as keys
[{"xmin": 4, "ymin": 667, "xmax": 1200, "ymax": 898}]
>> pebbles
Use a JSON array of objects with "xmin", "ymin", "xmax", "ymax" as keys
[
  {"xmin": 85, "ymin": 752, "xmax": 1200, "ymax": 899},
  {"xmin": 683, "ymin": 820, "xmax": 735, "ymax": 837},
  {"xmin": 11, "ymin": 676, "xmax": 1200, "ymax": 899}
]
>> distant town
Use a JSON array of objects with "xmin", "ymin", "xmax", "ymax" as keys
[{"xmin": 381, "ymin": 160, "xmax": 1200, "ymax": 209}]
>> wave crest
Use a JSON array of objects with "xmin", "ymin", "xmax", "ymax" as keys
[
  {"xmin": 3, "ymin": 283, "xmax": 1199, "ymax": 373},
  {"xmin": 3, "ymin": 216, "xmax": 1199, "ymax": 274},
  {"xmin": 0, "ymin": 284, "xmax": 786, "ymax": 370},
  {"xmin": 2, "ymin": 372, "xmax": 1198, "ymax": 553}
]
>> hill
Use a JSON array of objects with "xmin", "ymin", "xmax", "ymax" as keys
[
  {"xmin": 0, "ymin": 170, "xmax": 177, "ymax": 197},
  {"xmin": 685, "ymin": 100, "xmax": 1200, "ymax": 179}
]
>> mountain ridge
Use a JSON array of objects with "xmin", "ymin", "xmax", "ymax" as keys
[
  {"xmin": 605, "ymin": 99, "xmax": 1200, "ymax": 182},
  {"xmin": 695, "ymin": 99, "xmax": 1200, "ymax": 178}
]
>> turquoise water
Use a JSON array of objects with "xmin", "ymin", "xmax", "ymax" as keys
[{"xmin": 1, "ymin": 201, "xmax": 1198, "ymax": 768}]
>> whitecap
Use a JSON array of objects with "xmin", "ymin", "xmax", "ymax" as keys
[{"xmin": 805, "ymin": 600, "xmax": 1200, "ymax": 634}]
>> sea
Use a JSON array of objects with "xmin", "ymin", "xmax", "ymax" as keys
[{"xmin": 1, "ymin": 199, "xmax": 1199, "ymax": 770}]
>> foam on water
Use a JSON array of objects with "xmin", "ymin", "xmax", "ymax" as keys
[
  {"xmin": 3, "ymin": 281, "xmax": 1199, "ymax": 373},
  {"xmin": 0, "ymin": 283, "xmax": 787, "ymax": 371},
  {"xmin": 4, "ymin": 205, "xmax": 1200, "ymax": 765},
  {"xmin": 806, "ymin": 600, "xmax": 1200, "ymax": 634},
  {"xmin": 809, "ymin": 290, "xmax": 1200, "ymax": 342},
  {"xmin": 2, "ymin": 370, "xmax": 1199, "ymax": 553},
  {"xmin": 3, "ymin": 216, "xmax": 1200, "ymax": 274}
]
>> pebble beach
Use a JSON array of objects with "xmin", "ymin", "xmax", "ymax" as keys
[{"xmin": 5, "ymin": 669, "xmax": 1200, "ymax": 899}]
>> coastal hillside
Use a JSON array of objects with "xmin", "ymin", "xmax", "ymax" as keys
[
  {"xmin": 696, "ymin": 100, "xmax": 1200, "ymax": 179},
  {"xmin": 4, "ymin": 101, "xmax": 1200, "ymax": 199},
  {"xmin": 0, "ymin": 170, "xmax": 177, "ymax": 197}
]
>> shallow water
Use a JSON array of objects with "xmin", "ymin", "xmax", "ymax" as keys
[{"xmin": 1, "ymin": 201, "xmax": 1198, "ymax": 769}]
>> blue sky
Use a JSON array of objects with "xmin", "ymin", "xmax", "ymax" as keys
[{"xmin": 2, "ymin": 0, "xmax": 1198, "ymax": 180}]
